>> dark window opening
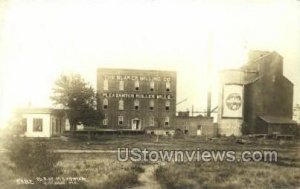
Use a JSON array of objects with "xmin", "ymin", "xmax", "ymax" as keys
[
  {"xmin": 166, "ymin": 82, "xmax": 171, "ymax": 92},
  {"xmin": 134, "ymin": 81, "xmax": 139, "ymax": 90},
  {"xmin": 33, "ymin": 118, "xmax": 43, "ymax": 132},
  {"xmin": 150, "ymin": 81, "xmax": 155, "ymax": 91},
  {"xmin": 103, "ymin": 99, "xmax": 108, "ymax": 110},
  {"xmin": 134, "ymin": 100, "xmax": 139, "ymax": 110}
]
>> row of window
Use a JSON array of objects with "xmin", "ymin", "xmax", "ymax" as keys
[
  {"xmin": 22, "ymin": 118, "xmax": 61, "ymax": 133},
  {"xmin": 103, "ymin": 99, "xmax": 171, "ymax": 110},
  {"xmin": 102, "ymin": 116, "xmax": 170, "ymax": 126},
  {"xmin": 22, "ymin": 118, "xmax": 43, "ymax": 132},
  {"xmin": 103, "ymin": 79, "xmax": 171, "ymax": 92}
]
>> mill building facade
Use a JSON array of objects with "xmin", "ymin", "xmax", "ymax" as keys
[{"xmin": 97, "ymin": 68, "xmax": 177, "ymax": 130}]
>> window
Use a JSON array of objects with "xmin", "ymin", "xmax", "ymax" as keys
[
  {"xmin": 149, "ymin": 117, "xmax": 154, "ymax": 127},
  {"xmin": 119, "ymin": 80, "xmax": 124, "ymax": 91},
  {"xmin": 33, "ymin": 118, "xmax": 43, "ymax": 132},
  {"xmin": 134, "ymin": 99, "xmax": 139, "ymax": 110},
  {"xmin": 118, "ymin": 116, "xmax": 124, "ymax": 125},
  {"xmin": 134, "ymin": 81, "xmax": 139, "ymax": 90},
  {"xmin": 56, "ymin": 118, "xmax": 59, "ymax": 133},
  {"xmin": 165, "ymin": 100, "xmax": 170, "ymax": 110},
  {"xmin": 119, "ymin": 99, "xmax": 124, "ymax": 110},
  {"xmin": 103, "ymin": 119, "xmax": 108, "ymax": 125},
  {"xmin": 103, "ymin": 114, "xmax": 108, "ymax": 125},
  {"xmin": 52, "ymin": 118, "xmax": 56, "ymax": 132},
  {"xmin": 59, "ymin": 119, "xmax": 62, "ymax": 133},
  {"xmin": 104, "ymin": 79, "xmax": 108, "ymax": 91},
  {"xmin": 103, "ymin": 98, "xmax": 108, "ymax": 109},
  {"xmin": 22, "ymin": 118, "xmax": 27, "ymax": 132},
  {"xmin": 149, "ymin": 100, "xmax": 154, "ymax": 110},
  {"xmin": 166, "ymin": 81, "xmax": 171, "ymax": 91},
  {"xmin": 150, "ymin": 81, "xmax": 154, "ymax": 91},
  {"xmin": 164, "ymin": 117, "xmax": 170, "ymax": 126}
]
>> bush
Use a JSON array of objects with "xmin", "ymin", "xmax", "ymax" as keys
[
  {"xmin": 100, "ymin": 164, "xmax": 143, "ymax": 189},
  {"xmin": 6, "ymin": 139, "xmax": 62, "ymax": 178},
  {"xmin": 130, "ymin": 163, "xmax": 145, "ymax": 173},
  {"xmin": 173, "ymin": 129, "xmax": 185, "ymax": 139},
  {"xmin": 100, "ymin": 170, "xmax": 139, "ymax": 189},
  {"xmin": 155, "ymin": 167, "xmax": 199, "ymax": 189}
]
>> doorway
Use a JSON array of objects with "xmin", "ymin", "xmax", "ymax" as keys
[
  {"xmin": 197, "ymin": 125, "xmax": 202, "ymax": 136},
  {"xmin": 132, "ymin": 118, "xmax": 141, "ymax": 130}
]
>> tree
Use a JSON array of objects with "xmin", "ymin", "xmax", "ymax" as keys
[{"xmin": 51, "ymin": 74, "xmax": 101, "ymax": 131}]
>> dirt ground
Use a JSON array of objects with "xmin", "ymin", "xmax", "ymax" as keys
[{"xmin": 0, "ymin": 135, "xmax": 299, "ymax": 189}]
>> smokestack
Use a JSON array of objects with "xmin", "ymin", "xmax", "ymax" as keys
[
  {"xmin": 207, "ymin": 92, "xmax": 211, "ymax": 117},
  {"xmin": 207, "ymin": 33, "xmax": 212, "ymax": 117}
]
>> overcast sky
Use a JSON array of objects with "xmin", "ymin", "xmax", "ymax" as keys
[{"xmin": 0, "ymin": 0, "xmax": 300, "ymax": 127}]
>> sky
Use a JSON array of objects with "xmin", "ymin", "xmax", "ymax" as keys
[{"xmin": 0, "ymin": 0, "xmax": 300, "ymax": 127}]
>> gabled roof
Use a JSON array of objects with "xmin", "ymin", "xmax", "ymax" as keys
[{"xmin": 259, "ymin": 116, "xmax": 297, "ymax": 125}]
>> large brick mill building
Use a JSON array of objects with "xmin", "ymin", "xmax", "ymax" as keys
[{"xmin": 97, "ymin": 68, "xmax": 176, "ymax": 130}]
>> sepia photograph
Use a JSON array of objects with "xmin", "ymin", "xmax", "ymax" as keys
[{"xmin": 0, "ymin": 0, "xmax": 299, "ymax": 188}]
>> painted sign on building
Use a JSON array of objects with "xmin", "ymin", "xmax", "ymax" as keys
[
  {"xmin": 103, "ymin": 75, "xmax": 171, "ymax": 82},
  {"xmin": 222, "ymin": 84, "xmax": 243, "ymax": 118},
  {"xmin": 101, "ymin": 93, "xmax": 173, "ymax": 99}
]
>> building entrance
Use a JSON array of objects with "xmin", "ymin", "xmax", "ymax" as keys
[
  {"xmin": 132, "ymin": 118, "xmax": 141, "ymax": 130},
  {"xmin": 197, "ymin": 125, "xmax": 202, "ymax": 136}
]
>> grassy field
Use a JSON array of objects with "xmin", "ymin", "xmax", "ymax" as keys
[
  {"xmin": 154, "ymin": 159, "xmax": 300, "ymax": 189},
  {"xmin": 0, "ymin": 135, "xmax": 299, "ymax": 189}
]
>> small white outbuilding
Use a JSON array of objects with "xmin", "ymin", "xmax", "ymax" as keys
[{"xmin": 19, "ymin": 108, "xmax": 66, "ymax": 137}]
